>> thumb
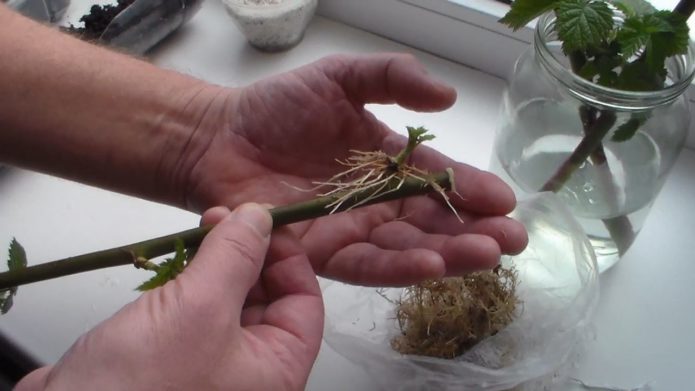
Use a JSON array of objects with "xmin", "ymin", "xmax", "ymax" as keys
[{"xmin": 184, "ymin": 203, "xmax": 272, "ymax": 309}]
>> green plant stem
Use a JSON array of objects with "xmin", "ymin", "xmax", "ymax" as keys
[
  {"xmin": 0, "ymin": 172, "xmax": 452, "ymax": 290},
  {"xmin": 394, "ymin": 135, "xmax": 419, "ymax": 166},
  {"xmin": 539, "ymin": 109, "xmax": 616, "ymax": 192},
  {"xmin": 675, "ymin": 0, "xmax": 695, "ymax": 18},
  {"xmin": 540, "ymin": 54, "xmax": 638, "ymax": 255}
]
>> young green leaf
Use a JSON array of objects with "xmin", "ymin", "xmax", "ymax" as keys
[
  {"xmin": 1, "ymin": 289, "xmax": 15, "ymax": 315},
  {"xmin": 136, "ymin": 239, "xmax": 188, "ymax": 291},
  {"xmin": 556, "ymin": 0, "xmax": 615, "ymax": 53},
  {"xmin": 615, "ymin": 60, "xmax": 665, "ymax": 90},
  {"xmin": 8, "ymin": 238, "xmax": 27, "ymax": 271},
  {"xmin": 499, "ymin": 0, "xmax": 561, "ymax": 30},
  {"xmin": 1, "ymin": 238, "xmax": 26, "ymax": 314},
  {"xmin": 616, "ymin": 17, "xmax": 657, "ymax": 59},
  {"xmin": 644, "ymin": 13, "xmax": 690, "ymax": 72},
  {"xmin": 406, "ymin": 126, "xmax": 436, "ymax": 144},
  {"xmin": 611, "ymin": 0, "xmax": 657, "ymax": 17},
  {"xmin": 617, "ymin": 11, "xmax": 687, "ymax": 64},
  {"xmin": 578, "ymin": 50, "xmax": 623, "ymax": 86},
  {"xmin": 611, "ymin": 114, "xmax": 648, "ymax": 141}
]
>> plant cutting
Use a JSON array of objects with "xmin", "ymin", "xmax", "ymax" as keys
[
  {"xmin": 0, "ymin": 127, "xmax": 457, "ymax": 313},
  {"xmin": 493, "ymin": 0, "xmax": 695, "ymax": 270}
]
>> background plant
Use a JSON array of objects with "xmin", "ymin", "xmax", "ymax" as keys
[{"xmin": 500, "ymin": 0, "xmax": 693, "ymax": 254}]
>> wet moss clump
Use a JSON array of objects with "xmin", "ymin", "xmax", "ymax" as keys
[{"xmin": 391, "ymin": 267, "xmax": 518, "ymax": 359}]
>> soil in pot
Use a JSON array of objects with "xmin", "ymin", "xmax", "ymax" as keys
[{"xmin": 65, "ymin": 0, "xmax": 135, "ymax": 41}]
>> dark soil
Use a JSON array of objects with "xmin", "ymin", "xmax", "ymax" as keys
[{"xmin": 65, "ymin": 0, "xmax": 135, "ymax": 41}]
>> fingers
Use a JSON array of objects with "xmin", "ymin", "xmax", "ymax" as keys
[
  {"xmin": 321, "ymin": 231, "xmax": 502, "ymax": 287},
  {"xmin": 200, "ymin": 206, "xmax": 232, "ymax": 226},
  {"xmin": 320, "ymin": 243, "xmax": 446, "ymax": 286},
  {"xmin": 241, "ymin": 228, "xmax": 324, "ymax": 373},
  {"xmin": 326, "ymin": 53, "xmax": 457, "ymax": 112},
  {"xmin": 399, "ymin": 197, "xmax": 528, "ymax": 255},
  {"xmin": 369, "ymin": 221, "xmax": 514, "ymax": 272},
  {"xmin": 255, "ymin": 228, "xmax": 324, "ymax": 348},
  {"xmin": 185, "ymin": 203, "xmax": 272, "ymax": 313}
]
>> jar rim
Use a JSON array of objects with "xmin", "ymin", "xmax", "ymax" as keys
[{"xmin": 534, "ymin": 12, "xmax": 695, "ymax": 109}]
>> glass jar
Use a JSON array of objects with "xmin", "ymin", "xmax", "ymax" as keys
[{"xmin": 490, "ymin": 12, "xmax": 695, "ymax": 272}]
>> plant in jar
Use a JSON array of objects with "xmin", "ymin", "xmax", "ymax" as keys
[{"xmin": 493, "ymin": 0, "xmax": 694, "ymax": 269}]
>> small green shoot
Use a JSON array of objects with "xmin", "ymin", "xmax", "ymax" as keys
[
  {"xmin": 0, "ymin": 239, "xmax": 27, "ymax": 314},
  {"xmin": 136, "ymin": 239, "xmax": 193, "ymax": 291}
]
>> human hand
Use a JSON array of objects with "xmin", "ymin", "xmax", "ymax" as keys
[
  {"xmin": 174, "ymin": 53, "xmax": 528, "ymax": 286},
  {"xmin": 16, "ymin": 204, "xmax": 323, "ymax": 391}
]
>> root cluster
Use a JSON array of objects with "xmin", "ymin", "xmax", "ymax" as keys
[
  {"xmin": 391, "ymin": 267, "xmax": 519, "ymax": 359},
  {"xmin": 310, "ymin": 150, "xmax": 460, "ymax": 221}
]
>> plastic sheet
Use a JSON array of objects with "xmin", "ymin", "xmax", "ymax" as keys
[
  {"xmin": 7, "ymin": 0, "xmax": 70, "ymax": 22},
  {"xmin": 99, "ymin": 0, "xmax": 202, "ymax": 54},
  {"xmin": 323, "ymin": 192, "xmax": 599, "ymax": 390}
]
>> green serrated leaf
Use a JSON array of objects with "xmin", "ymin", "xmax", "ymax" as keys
[
  {"xmin": 556, "ymin": 0, "xmax": 615, "ymax": 53},
  {"xmin": 617, "ymin": 11, "xmax": 685, "ymax": 64},
  {"xmin": 500, "ymin": 0, "xmax": 561, "ymax": 30},
  {"xmin": 578, "ymin": 61, "xmax": 600, "ymax": 79},
  {"xmin": 615, "ymin": 60, "xmax": 665, "ymax": 90},
  {"xmin": 406, "ymin": 126, "xmax": 426, "ymax": 137},
  {"xmin": 611, "ymin": 0, "xmax": 657, "ymax": 17},
  {"xmin": 616, "ymin": 17, "xmax": 652, "ymax": 59},
  {"xmin": 597, "ymin": 69, "xmax": 619, "ymax": 86},
  {"xmin": 136, "ymin": 239, "xmax": 188, "ymax": 291},
  {"xmin": 644, "ymin": 13, "xmax": 689, "ymax": 72},
  {"xmin": 8, "ymin": 238, "xmax": 27, "ymax": 271},
  {"xmin": 1, "ymin": 290, "xmax": 14, "ymax": 315},
  {"xmin": 611, "ymin": 115, "xmax": 648, "ymax": 141},
  {"xmin": 586, "ymin": 52, "xmax": 624, "ymax": 86},
  {"xmin": 0, "ymin": 239, "xmax": 24, "ymax": 315},
  {"xmin": 406, "ymin": 126, "xmax": 435, "ymax": 144},
  {"xmin": 612, "ymin": 1, "xmax": 633, "ymax": 17}
]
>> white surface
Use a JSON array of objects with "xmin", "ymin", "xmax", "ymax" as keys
[{"xmin": 1, "ymin": 1, "xmax": 694, "ymax": 389}]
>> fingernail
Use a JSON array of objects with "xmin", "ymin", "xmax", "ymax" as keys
[{"xmin": 231, "ymin": 203, "xmax": 272, "ymax": 238}]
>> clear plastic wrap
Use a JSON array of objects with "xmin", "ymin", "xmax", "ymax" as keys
[
  {"xmin": 7, "ymin": 0, "xmax": 70, "ymax": 22},
  {"xmin": 322, "ymin": 192, "xmax": 599, "ymax": 390}
]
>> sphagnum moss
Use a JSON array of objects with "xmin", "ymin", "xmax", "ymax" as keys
[{"xmin": 391, "ymin": 267, "xmax": 519, "ymax": 359}]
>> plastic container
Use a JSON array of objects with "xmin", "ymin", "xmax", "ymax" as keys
[
  {"xmin": 322, "ymin": 192, "xmax": 599, "ymax": 390},
  {"xmin": 221, "ymin": 0, "xmax": 317, "ymax": 52},
  {"xmin": 99, "ymin": 0, "xmax": 202, "ymax": 54},
  {"xmin": 7, "ymin": 0, "xmax": 70, "ymax": 22}
]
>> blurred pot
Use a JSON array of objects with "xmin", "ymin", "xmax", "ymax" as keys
[{"xmin": 221, "ymin": 0, "xmax": 317, "ymax": 52}]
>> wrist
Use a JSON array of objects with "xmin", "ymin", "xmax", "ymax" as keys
[
  {"xmin": 151, "ymin": 83, "xmax": 238, "ymax": 208},
  {"xmin": 0, "ymin": 7, "xmax": 235, "ymax": 207}
]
